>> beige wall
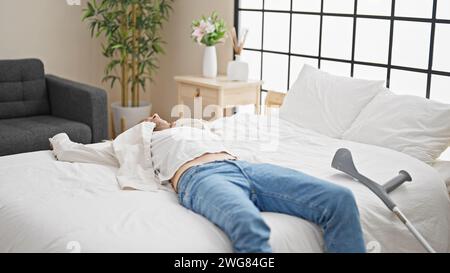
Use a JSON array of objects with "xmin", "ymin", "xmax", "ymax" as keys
[
  {"xmin": 151, "ymin": 0, "xmax": 235, "ymax": 120},
  {"xmin": 0, "ymin": 0, "xmax": 234, "ymax": 123},
  {"xmin": 0, "ymin": 0, "xmax": 129, "ymax": 103}
]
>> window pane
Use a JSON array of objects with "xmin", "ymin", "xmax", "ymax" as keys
[
  {"xmin": 262, "ymin": 53, "xmax": 289, "ymax": 92},
  {"xmin": 263, "ymin": 12, "xmax": 290, "ymax": 52},
  {"xmin": 392, "ymin": 21, "xmax": 431, "ymax": 69},
  {"xmin": 291, "ymin": 14, "xmax": 321, "ymax": 56},
  {"xmin": 433, "ymin": 24, "xmax": 450, "ymax": 72},
  {"xmin": 289, "ymin": 57, "xmax": 319, "ymax": 89},
  {"xmin": 430, "ymin": 75, "xmax": 450, "ymax": 104},
  {"xmin": 320, "ymin": 61, "xmax": 351, "ymax": 77},
  {"xmin": 437, "ymin": 0, "xmax": 450, "ymax": 19},
  {"xmin": 321, "ymin": 16, "xmax": 354, "ymax": 60},
  {"xmin": 395, "ymin": 0, "xmax": 433, "ymax": 18},
  {"xmin": 389, "ymin": 70, "xmax": 427, "ymax": 97},
  {"xmin": 239, "ymin": 11, "xmax": 262, "ymax": 49},
  {"xmin": 264, "ymin": 0, "xmax": 291, "ymax": 11},
  {"xmin": 239, "ymin": 0, "xmax": 263, "ymax": 10},
  {"xmin": 357, "ymin": 0, "xmax": 392, "ymax": 16},
  {"xmin": 293, "ymin": 0, "xmax": 321, "ymax": 12},
  {"xmin": 355, "ymin": 19, "xmax": 390, "ymax": 63},
  {"xmin": 240, "ymin": 50, "xmax": 261, "ymax": 80},
  {"xmin": 323, "ymin": 0, "xmax": 354, "ymax": 14},
  {"xmin": 353, "ymin": 65, "xmax": 387, "ymax": 82}
]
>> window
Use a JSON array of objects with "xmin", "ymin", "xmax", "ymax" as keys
[{"xmin": 236, "ymin": 0, "xmax": 450, "ymax": 103}]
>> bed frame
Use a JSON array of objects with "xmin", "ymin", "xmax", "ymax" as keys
[{"xmin": 264, "ymin": 91, "xmax": 286, "ymax": 109}]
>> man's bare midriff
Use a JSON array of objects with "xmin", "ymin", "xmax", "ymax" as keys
[{"xmin": 170, "ymin": 152, "xmax": 236, "ymax": 192}]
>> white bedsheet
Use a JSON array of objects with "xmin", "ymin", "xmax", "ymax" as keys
[
  {"xmin": 0, "ymin": 114, "xmax": 449, "ymax": 252},
  {"xmin": 433, "ymin": 161, "xmax": 450, "ymax": 193}
]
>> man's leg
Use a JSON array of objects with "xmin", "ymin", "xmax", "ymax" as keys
[
  {"xmin": 234, "ymin": 161, "xmax": 366, "ymax": 253},
  {"xmin": 178, "ymin": 163, "xmax": 272, "ymax": 253}
]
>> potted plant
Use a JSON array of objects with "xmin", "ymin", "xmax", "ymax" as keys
[
  {"xmin": 191, "ymin": 11, "xmax": 227, "ymax": 78},
  {"xmin": 83, "ymin": 0, "xmax": 172, "ymax": 136}
]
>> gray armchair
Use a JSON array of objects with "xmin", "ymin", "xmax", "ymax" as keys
[{"xmin": 0, "ymin": 59, "xmax": 108, "ymax": 156}]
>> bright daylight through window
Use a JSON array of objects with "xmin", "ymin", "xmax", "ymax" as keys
[{"xmin": 236, "ymin": 0, "xmax": 450, "ymax": 104}]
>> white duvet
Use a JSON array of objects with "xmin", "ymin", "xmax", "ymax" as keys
[{"xmin": 0, "ymin": 114, "xmax": 449, "ymax": 253}]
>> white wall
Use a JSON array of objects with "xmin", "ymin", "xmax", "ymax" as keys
[
  {"xmin": 0, "ymin": 0, "xmax": 152, "ymax": 136},
  {"xmin": 0, "ymin": 0, "xmax": 106, "ymax": 89},
  {"xmin": 150, "ymin": 0, "xmax": 235, "ymax": 120},
  {"xmin": 0, "ymin": 0, "xmax": 235, "ymax": 124}
]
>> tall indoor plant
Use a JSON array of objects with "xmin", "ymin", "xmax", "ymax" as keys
[
  {"xmin": 83, "ymin": 0, "xmax": 172, "ymax": 136},
  {"xmin": 191, "ymin": 12, "xmax": 227, "ymax": 78}
]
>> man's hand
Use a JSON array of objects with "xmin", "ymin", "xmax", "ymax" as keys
[
  {"xmin": 142, "ymin": 114, "xmax": 173, "ymax": 131},
  {"xmin": 141, "ymin": 114, "xmax": 159, "ymax": 123}
]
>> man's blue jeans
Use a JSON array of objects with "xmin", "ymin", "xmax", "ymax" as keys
[{"xmin": 177, "ymin": 160, "xmax": 366, "ymax": 253}]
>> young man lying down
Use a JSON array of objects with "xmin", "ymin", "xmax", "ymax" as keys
[{"xmin": 50, "ymin": 114, "xmax": 366, "ymax": 253}]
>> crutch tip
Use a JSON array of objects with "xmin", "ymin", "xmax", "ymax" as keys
[{"xmin": 399, "ymin": 170, "xmax": 412, "ymax": 182}]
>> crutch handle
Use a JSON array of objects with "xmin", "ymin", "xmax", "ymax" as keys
[
  {"xmin": 331, "ymin": 148, "xmax": 399, "ymax": 210},
  {"xmin": 331, "ymin": 149, "xmax": 434, "ymax": 252},
  {"xmin": 383, "ymin": 170, "xmax": 412, "ymax": 193}
]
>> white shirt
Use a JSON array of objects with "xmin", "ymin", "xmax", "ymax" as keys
[
  {"xmin": 150, "ymin": 122, "xmax": 234, "ymax": 183},
  {"xmin": 50, "ymin": 120, "xmax": 233, "ymax": 191},
  {"xmin": 50, "ymin": 122, "xmax": 161, "ymax": 192}
]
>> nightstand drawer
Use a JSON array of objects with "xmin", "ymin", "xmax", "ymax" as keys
[
  {"xmin": 222, "ymin": 87, "xmax": 258, "ymax": 106},
  {"xmin": 179, "ymin": 84, "xmax": 218, "ymax": 100}
]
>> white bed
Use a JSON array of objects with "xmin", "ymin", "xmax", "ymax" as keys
[
  {"xmin": 0, "ymin": 113, "xmax": 448, "ymax": 253},
  {"xmin": 433, "ymin": 160, "xmax": 450, "ymax": 194}
]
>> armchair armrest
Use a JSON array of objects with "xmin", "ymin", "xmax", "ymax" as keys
[{"xmin": 46, "ymin": 75, "xmax": 108, "ymax": 143}]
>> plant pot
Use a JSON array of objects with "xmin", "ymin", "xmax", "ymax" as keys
[
  {"xmin": 111, "ymin": 101, "xmax": 152, "ymax": 137},
  {"xmin": 203, "ymin": 46, "xmax": 217, "ymax": 78},
  {"xmin": 227, "ymin": 55, "xmax": 249, "ymax": 81}
]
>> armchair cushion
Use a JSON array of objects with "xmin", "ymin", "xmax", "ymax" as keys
[
  {"xmin": 0, "ymin": 59, "xmax": 49, "ymax": 119},
  {"xmin": 0, "ymin": 115, "xmax": 91, "ymax": 156}
]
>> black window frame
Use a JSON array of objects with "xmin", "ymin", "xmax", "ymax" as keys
[{"xmin": 234, "ymin": 0, "xmax": 450, "ymax": 102}]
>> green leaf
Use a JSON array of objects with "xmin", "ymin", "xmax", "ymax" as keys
[{"xmin": 82, "ymin": 0, "xmax": 173, "ymax": 99}]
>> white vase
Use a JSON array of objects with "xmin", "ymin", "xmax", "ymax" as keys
[
  {"xmin": 111, "ymin": 101, "xmax": 152, "ymax": 137},
  {"xmin": 227, "ymin": 55, "xmax": 249, "ymax": 81},
  {"xmin": 203, "ymin": 46, "xmax": 217, "ymax": 78}
]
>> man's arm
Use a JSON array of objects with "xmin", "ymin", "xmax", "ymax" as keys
[
  {"xmin": 143, "ymin": 113, "xmax": 211, "ymax": 131},
  {"xmin": 50, "ymin": 133, "xmax": 119, "ymax": 167},
  {"xmin": 173, "ymin": 118, "xmax": 211, "ymax": 130}
]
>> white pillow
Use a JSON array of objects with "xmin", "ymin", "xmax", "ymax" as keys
[
  {"xmin": 343, "ymin": 91, "xmax": 450, "ymax": 164},
  {"xmin": 280, "ymin": 65, "xmax": 384, "ymax": 138}
]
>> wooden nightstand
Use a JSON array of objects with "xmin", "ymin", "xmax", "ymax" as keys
[{"xmin": 174, "ymin": 75, "xmax": 263, "ymax": 120}]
